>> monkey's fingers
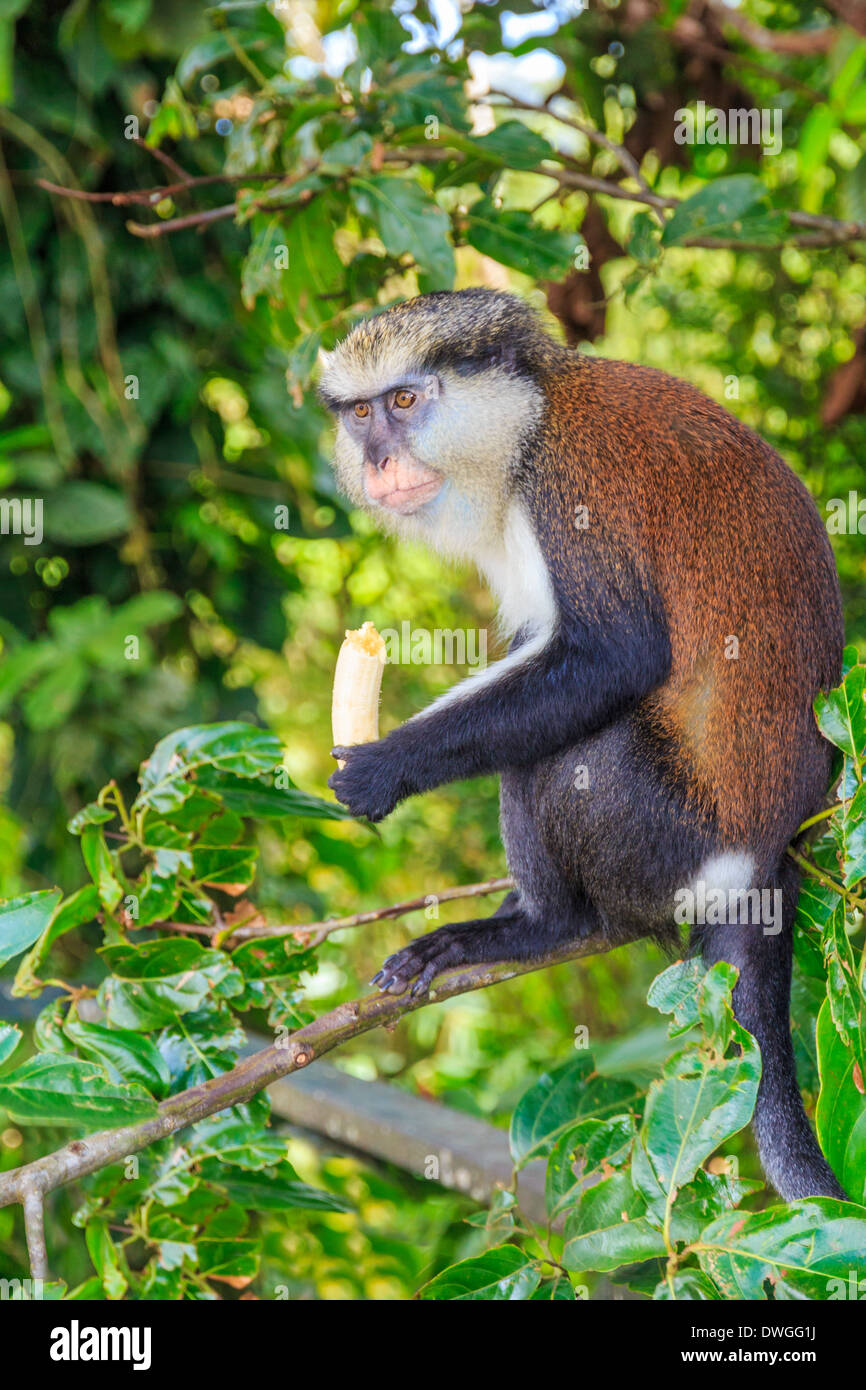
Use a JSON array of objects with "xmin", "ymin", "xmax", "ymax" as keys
[{"xmin": 371, "ymin": 929, "xmax": 469, "ymax": 997}]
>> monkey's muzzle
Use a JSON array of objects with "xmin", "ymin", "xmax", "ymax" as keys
[{"xmin": 364, "ymin": 456, "xmax": 443, "ymax": 515}]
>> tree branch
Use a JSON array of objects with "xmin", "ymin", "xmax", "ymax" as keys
[
  {"xmin": 706, "ymin": 2, "xmax": 838, "ymax": 54},
  {"xmin": 154, "ymin": 875, "xmax": 515, "ymax": 947},
  {"xmin": 0, "ymin": 923, "xmax": 631, "ymax": 1276},
  {"xmin": 36, "ymin": 145, "xmax": 866, "ymax": 251},
  {"xmin": 21, "ymin": 1184, "xmax": 48, "ymax": 1281}
]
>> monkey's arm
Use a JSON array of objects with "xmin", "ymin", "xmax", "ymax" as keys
[{"xmin": 329, "ymin": 587, "xmax": 670, "ymax": 820}]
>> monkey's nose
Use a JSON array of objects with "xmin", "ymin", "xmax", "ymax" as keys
[{"xmin": 374, "ymin": 455, "xmax": 392, "ymax": 473}]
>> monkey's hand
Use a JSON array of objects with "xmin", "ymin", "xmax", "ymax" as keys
[
  {"xmin": 371, "ymin": 921, "xmax": 503, "ymax": 996},
  {"xmin": 329, "ymin": 741, "xmax": 404, "ymax": 821}
]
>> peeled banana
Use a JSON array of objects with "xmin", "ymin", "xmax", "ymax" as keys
[{"xmin": 331, "ymin": 622, "xmax": 386, "ymax": 765}]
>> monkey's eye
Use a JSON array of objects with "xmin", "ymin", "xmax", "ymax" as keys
[
  {"xmin": 394, "ymin": 389, "xmax": 416, "ymax": 410},
  {"xmin": 353, "ymin": 402, "xmax": 370, "ymax": 420}
]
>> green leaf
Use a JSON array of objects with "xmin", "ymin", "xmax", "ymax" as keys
[
  {"xmin": 194, "ymin": 765, "xmax": 350, "ymax": 820},
  {"xmin": 471, "ymin": 121, "xmax": 555, "ymax": 169},
  {"xmin": 104, "ymin": 0, "xmax": 151, "ymax": 35},
  {"xmin": 99, "ymin": 939, "xmax": 242, "ymax": 1030},
  {"xmin": 694, "ymin": 1199, "xmax": 866, "ymax": 1298},
  {"xmin": 836, "ymin": 781, "xmax": 866, "ymax": 888},
  {"xmin": 661, "ymin": 175, "xmax": 784, "ymax": 247},
  {"xmin": 67, "ymin": 803, "xmax": 115, "ymax": 835},
  {"xmin": 816, "ymin": 998, "xmax": 866, "ymax": 1205},
  {"xmin": 241, "ymin": 215, "xmax": 291, "ymax": 311},
  {"xmin": 668, "ymin": 1167, "xmax": 763, "ymax": 1242},
  {"xmin": 546, "ymin": 1114, "xmax": 636, "ymax": 1220},
  {"xmin": 830, "ymin": 42, "xmax": 866, "ymax": 109},
  {"xmin": 0, "ymin": 1023, "xmax": 22, "ymax": 1065},
  {"xmin": 654, "ymin": 1270, "xmax": 721, "ymax": 1300},
  {"xmin": 85, "ymin": 1222, "xmax": 127, "ymax": 1301},
  {"xmin": 0, "ymin": 642, "xmax": 59, "ymax": 715},
  {"xmin": 819, "ymin": 893, "xmax": 866, "ymax": 1067},
  {"xmin": 190, "ymin": 844, "xmax": 257, "ymax": 893},
  {"xmin": 81, "ymin": 825, "xmax": 124, "ymax": 911},
  {"xmin": 510, "ymin": 1053, "xmax": 640, "ymax": 1166},
  {"xmin": 64, "ymin": 1018, "xmax": 171, "ymax": 1098},
  {"xmin": 274, "ymin": 198, "xmax": 344, "ymax": 326},
  {"xmin": 0, "ymin": 1054, "xmax": 157, "ymax": 1128},
  {"xmin": 636, "ymin": 963, "xmax": 760, "ymax": 1207},
  {"xmin": 196, "ymin": 1239, "xmax": 259, "ymax": 1280},
  {"xmin": 646, "ymin": 957, "xmax": 703, "ymax": 1035},
  {"xmin": 563, "ymin": 1172, "xmax": 667, "ymax": 1272},
  {"xmin": 22, "ymin": 658, "xmax": 89, "ymax": 730},
  {"xmin": 843, "ymin": 152, "xmax": 866, "ymax": 224},
  {"xmin": 188, "ymin": 1118, "xmax": 288, "ymax": 1170},
  {"xmin": 13, "ymin": 883, "xmax": 100, "ymax": 995},
  {"xmin": 175, "ymin": 32, "xmax": 235, "ymax": 89},
  {"xmin": 231, "ymin": 934, "xmax": 315, "ymax": 983},
  {"xmin": 814, "ymin": 665, "xmax": 866, "ymax": 762},
  {"xmin": 199, "ymin": 1163, "xmax": 351, "ymax": 1212},
  {"xmin": 350, "ymin": 175, "xmax": 455, "ymax": 291},
  {"xmin": 465, "ymin": 196, "xmax": 580, "ymax": 279},
  {"xmin": 135, "ymin": 722, "xmax": 284, "ymax": 813},
  {"xmin": 42, "ymin": 481, "xmax": 133, "ymax": 545},
  {"xmin": 799, "ymin": 105, "xmax": 837, "ymax": 178},
  {"xmin": 133, "ymin": 867, "xmax": 181, "ymax": 928},
  {"xmin": 420, "ymin": 1245, "xmax": 541, "ymax": 1301},
  {"xmin": 318, "ymin": 131, "xmax": 373, "ymax": 174},
  {"xmin": 0, "ymin": 889, "xmax": 62, "ymax": 968}
]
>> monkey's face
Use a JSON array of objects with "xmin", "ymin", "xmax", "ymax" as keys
[
  {"xmin": 338, "ymin": 375, "xmax": 445, "ymax": 517},
  {"xmin": 329, "ymin": 365, "xmax": 543, "ymax": 560}
]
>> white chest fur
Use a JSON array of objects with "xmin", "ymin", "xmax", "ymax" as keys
[
  {"xmin": 477, "ymin": 502, "xmax": 558, "ymax": 640},
  {"xmin": 413, "ymin": 502, "xmax": 557, "ymax": 721}
]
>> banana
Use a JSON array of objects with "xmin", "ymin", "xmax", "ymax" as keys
[{"xmin": 331, "ymin": 622, "xmax": 387, "ymax": 765}]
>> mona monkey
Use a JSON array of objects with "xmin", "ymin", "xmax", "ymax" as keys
[{"xmin": 318, "ymin": 288, "xmax": 845, "ymax": 1202}]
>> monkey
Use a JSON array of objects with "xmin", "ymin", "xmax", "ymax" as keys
[{"xmin": 318, "ymin": 288, "xmax": 845, "ymax": 1203}]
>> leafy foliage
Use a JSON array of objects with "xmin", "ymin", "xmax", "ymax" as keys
[{"xmin": 0, "ymin": 661, "xmax": 863, "ymax": 1297}]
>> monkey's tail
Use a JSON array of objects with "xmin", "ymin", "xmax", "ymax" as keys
[{"xmin": 696, "ymin": 860, "xmax": 846, "ymax": 1202}]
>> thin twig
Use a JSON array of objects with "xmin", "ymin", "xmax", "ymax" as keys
[
  {"xmin": 706, "ymin": 1, "xmax": 838, "ymax": 55},
  {"xmin": 670, "ymin": 22, "xmax": 826, "ymax": 103},
  {"xmin": 132, "ymin": 136, "xmax": 193, "ymax": 184},
  {"xmin": 489, "ymin": 89, "xmax": 663, "ymax": 224},
  {"xmin": 35, "ymin": 171, "xmax": 294, "ymax": 207},
  {"xmin": 37, "ymin": 142, "xmax": 866, "ymax": 251},
  {"xmin": 153, "ymin": 876, "xmax": 515, "ymax": 947},
  {"xmin": 787, "ymin": 847, "xmax": 866, "ymax": 913},
  {"xmin": 126, "ymin": 202, "xmax": 239, "ymax": 238}
]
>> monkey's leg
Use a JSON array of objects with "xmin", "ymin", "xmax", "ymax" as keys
[
  {"xmin": 371, "ymin": 890, "xmax": 600, "ymax": 997},
  {"xmin": 694, "ymin": 857, "xmax": 845, "ymax": 1201}
]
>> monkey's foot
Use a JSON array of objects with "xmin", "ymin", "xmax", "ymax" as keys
[{"xmin": 371, "ymin": 922, "xmax": 494, "ymax": 998}]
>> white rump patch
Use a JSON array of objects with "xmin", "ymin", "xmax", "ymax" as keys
[
  {"xmin": 694, "ymin": 852, "xmax": 756, "ymax": 897},
  {"xmin": 673, "ymin": 851, "xmax": 781, "ymax": 933}
]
